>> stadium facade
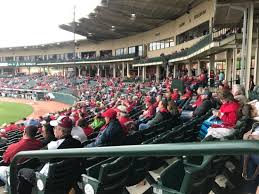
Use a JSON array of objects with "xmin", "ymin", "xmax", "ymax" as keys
[{"xmin": 0, "ymin": 0, "xmax": 258, "ymax": 93}]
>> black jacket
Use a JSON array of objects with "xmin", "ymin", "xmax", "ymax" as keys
[
  {"xmin": 147, "ymin": 111, "xmax": 172, "ymax": 127},
  {"xmin": 91, "ymin": 118, "xmax": 125, "ymax": 147},
  {"xmin": 50, "ymin": 135, "xmax": 82, "ymax": 163},
  {"xmin": 193, "ymin": 99, "xmax": 212, "ymax": 117}
]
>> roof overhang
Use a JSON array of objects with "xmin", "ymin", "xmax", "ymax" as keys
[{"xmin": 60, "ymin": 0, "xmax": 205, "ymax": 41}]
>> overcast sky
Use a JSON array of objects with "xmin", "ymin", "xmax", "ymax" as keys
[{"xmin": 0, "ymin": 0, "xmax": 101, "ymax": 48}]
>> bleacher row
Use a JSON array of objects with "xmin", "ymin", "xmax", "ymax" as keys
[{"xmin": 2, "ymin": 101, "xmax": 249, "ymax": 194}]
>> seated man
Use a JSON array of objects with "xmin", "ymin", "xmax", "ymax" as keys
[
  {"xmin": 138, "ymin": 98, "xmax": 156, "ymax": 121},
  {"xmin": 139, "ymin": 99, "xmax": 171, "ymax": 130},
  {"xmin": 87, "ymin": 109, "xmax": 125, "ymax": 147},
  {"xmin": 193, "ymin": 89, "xmax": 213, "ymax": 117},
  {"xmin": 116, "ymin": 105, "xmax": 135, "ymax": 134},
  {"xmin": 0, "ymin": 125, "xmax": 43, "ymax": 184},
  {"xmin": 17, "ymin": 116, "xmax": 82, "ymax": 194}
]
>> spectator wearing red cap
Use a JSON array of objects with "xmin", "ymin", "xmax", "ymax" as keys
[
  {"xmin": 139, "ymin": 99, "xmax": 171, "ymax": 130},
  {"xmin": 116, "ymin": 105, "xmax": 135, "ymax": 134},
  {"xmin": 171, "ymin": 89, "xmax": 180, "ymax": 101},
  {"xmin": 87, "ymin": 109, "xmax": 124, "ymax": 147},
  {"xmin": 16, "ymin": 116, "xmax": 82, "ymax": 194},
  {"xmin": 139, "ymin": 98, "xmax": 156, "ymax": 121}
]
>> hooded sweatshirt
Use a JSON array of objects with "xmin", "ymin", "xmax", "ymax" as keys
[{"xmin": 212, "ymin": 100, "xmax": 240, "ymax": 128}]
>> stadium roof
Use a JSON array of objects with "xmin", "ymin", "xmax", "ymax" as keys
[
  {"xmin": 214, "ymin": 0, "xmax": 259, "ymax": 28},
  {"xmin": 59, "ymin": 0, "xmax": 205, "ymax": 41}
]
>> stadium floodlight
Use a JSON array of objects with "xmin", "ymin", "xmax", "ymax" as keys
[
  {"xmin": 111, "ymin": 25, "xmax": 115, "ymax": 31},
  {"xmin": 130, "ymin": 13, "xmax": 136, "ymax": 20}
]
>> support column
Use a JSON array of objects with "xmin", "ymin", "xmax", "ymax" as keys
[
  {"xmin": 240, "ymin": 7, "xmax": 248, "ymax": 86},
  {"xmin": 28, "ymin": 67, "xmax": 31, "ymax": 75},
  {"xmin": 89, "ymin": 66, "xmax": 91, "ymax": 77},
  {"xmin": 113, "ymin": 64, "xmax": 116, "ymax": 78},
  {"xmin": 197, "ymin": 60, "xmax": 201, "ymax": 75},
  {"xmin": 122, "ymin": 62, "xmax": 125, "ymax": 78},
  {"xmin": 137, "ymin": 67, "xmax": 140, "ymax": 77},
  {"xmin": 62, "ymin": 66, "xmax": 65, "ymax": 77},
  {"xmin": 156, "ymin": 65, "xmax": 160, "ymax": 82},
  {"xmin": 245, "ymin": 2, "xmax": 254, "ymax": 95},
  {"xmin": 166, "ymin": 64, "xmax": 169, "ymax": 77},
  {"xmin": 187, "ymin": 62, "xmax": 191, "ymax": 77},
  {"xmin": 97, "ymin": 65, "xmax": 100, "ymax": 77},
  {"xmin": 142, "ymin": 66, "xmax": 146, "ymax": 82},
  {"xmin": 104, "ymin": 66, "xmax": 107, "ymax": 77},
  {"xmin": 255, "ymin": 18, "xmax": 259, "ymax": 85},
  {"xmin": 209, "ymin": 54, "xmax": 215, "ymax": 73},
  {"xmin": 78, "ymin": 66, "xmax": 81, "ymax": 77},
  {"xmin": 232, "ymin": 49, "xmax": 238, "ymax": 85},
  {"xmin": 173, "ymin": 64, "xmax": 178, "ymax": 78},
  {"xmin": 1, "ymin": 69, "xmax": 4, "ymax": 75},
  {"xmin": 226, "ymin": 49, "xmax": 233, "ymax": 84},
  {"xmin": 126, "ymin": 63, "xmax": 130, "ymax": 77}
]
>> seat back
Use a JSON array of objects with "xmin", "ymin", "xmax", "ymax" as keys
[
  {"xmin": 38, "ymin": 159, "xmax": 81, "ymax": 194},
  {"xmin": 127, "ymin": 157, "xmax": 149, "ymax": 186},
  {"xmin": 98, "ymin": 157, "xmax": 132, "ymax": 193},
  {"xmin": 181, "ymin": 155, "xmax": 214, "ymax": 194},
  {"xmin": 159, "ymin": 158, "xmax": 185, "ymax": 191}
]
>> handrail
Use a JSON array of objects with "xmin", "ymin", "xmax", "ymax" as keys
[
  {"xmin": 9, "ymin": 141, "xmax": 259, "ymax": 194},
  {"xmin": 0, "ymin": 54, "xmax": 136, "ymax": 66}
]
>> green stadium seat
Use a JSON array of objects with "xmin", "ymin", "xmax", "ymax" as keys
[
  {"xmin": 82, "ymin": 157, "xmax": 132, "ymax": 194},
  {"xmin": 35, "ymin": 159, "xmax": 82, "ymax": 194},
  {"xmin": 152, "ymin": 155, "xmax": 215, "ymax": 194}
]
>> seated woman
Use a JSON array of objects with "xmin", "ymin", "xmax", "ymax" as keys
[
  {"xmin": 205, "ymin": 90, "xmax": 240, "ymax": 139},
  {"xmin": 90, "ymin": 112, "xmax": 105, "ymax": 131},
  {"xmin": 184, "ymin": 87, "xmax": 203, "ymax": 111},
  {"xmin": 177, "ymin": 87, "xmax": 193, "ymax": 107},
  {"xmin": 139, "ymin": 99, "xmax": 171, "ymax": 130},
  {"xmin": 41, "ymin": 123, "xmax": 56, "ymax": 147},
  {"xmin": 138, "ymin": 97, "xmax": 156, "ymax": 122}
]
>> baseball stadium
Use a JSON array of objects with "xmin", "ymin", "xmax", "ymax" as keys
[{"xmin": 0, "ymin": 0, "xmax": 259, "ymax": 193}]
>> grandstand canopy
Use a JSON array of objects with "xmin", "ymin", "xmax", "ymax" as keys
[
  {"xmin": 59, "ymin": 0, "xmax": 204, "ymax": 41},
  {"xmin": 214, "ymin": 0, "xmax": 259, "ymax": 28}
]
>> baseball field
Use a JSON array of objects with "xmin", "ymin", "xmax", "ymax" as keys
[{"xmin": 0, "ymin": 101, "xmax": 33, "ymax": 126}]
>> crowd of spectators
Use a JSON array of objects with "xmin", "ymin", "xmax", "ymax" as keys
[{"xmin": 0, "ymin": 68, "xmax": 259, "ymax": 193}]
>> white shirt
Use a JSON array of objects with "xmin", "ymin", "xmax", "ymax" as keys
[
  {"xmin": 71, "ymin": 126, "xmax": 88, "ymax": 143},
  {"xmin": 39, "ymin": 139, "xmax": 65, "ymax": 176}
]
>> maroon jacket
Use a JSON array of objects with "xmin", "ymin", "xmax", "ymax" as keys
[{"xmin": 3, "ymin": 138, "xmax": 43, "ymax": 164}]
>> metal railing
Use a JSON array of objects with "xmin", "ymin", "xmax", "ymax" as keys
[
  {"xmin": 0, "ymin": 54, "xmax": 136, "ymax": 67},
  {"xmin": 168, "ymin": 34, "xmax": 213, "ymax": 60},
  {"xmin": 9, "ymin": 141, "xmax": 259, "ymax": 194}
]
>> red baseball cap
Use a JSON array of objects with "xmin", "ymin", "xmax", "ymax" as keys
[
  {"xmin": 50, "ymin": 116, "xmax": 73, "ymax": 128},
  {"xmin": 102, "ymin": 109, "xmax": 117, "ymax": 119}
]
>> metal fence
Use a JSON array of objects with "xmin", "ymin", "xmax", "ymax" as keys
[{"xmin": 9, "ymin": 141, "xmax": 259, "ymax": 194}]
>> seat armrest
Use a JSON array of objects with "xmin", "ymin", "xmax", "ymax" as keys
[
  {"xmin": 82, "ymin": 174, "xmax": 100, "ymax": 194},
  {"xmin": 86, "ymin": 158, "xmax": 115, "ymax": 177},
  {"xmin": 35, "ymin": 172, "xmax": 47, "ymax": 193},
  {"xmin": 152, "ymin": 184, "xmax": 183, "ymax": 194}
]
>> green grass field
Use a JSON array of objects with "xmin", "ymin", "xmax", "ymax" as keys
[{"xmin": 0, "ymin": 102, "xmax": 33, "ymax": 126}]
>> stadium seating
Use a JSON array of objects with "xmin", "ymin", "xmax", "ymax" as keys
[
  {"xmin": 82, "ymin": 157, "xmax": 132, "ymax": 194},
  {"xmin": 152, "ymin": 155, "xmax": 215, "ymax": 194},
  {"xmin": 35, "ymin": 159, "xmax": 82, "ymax": 194}
]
